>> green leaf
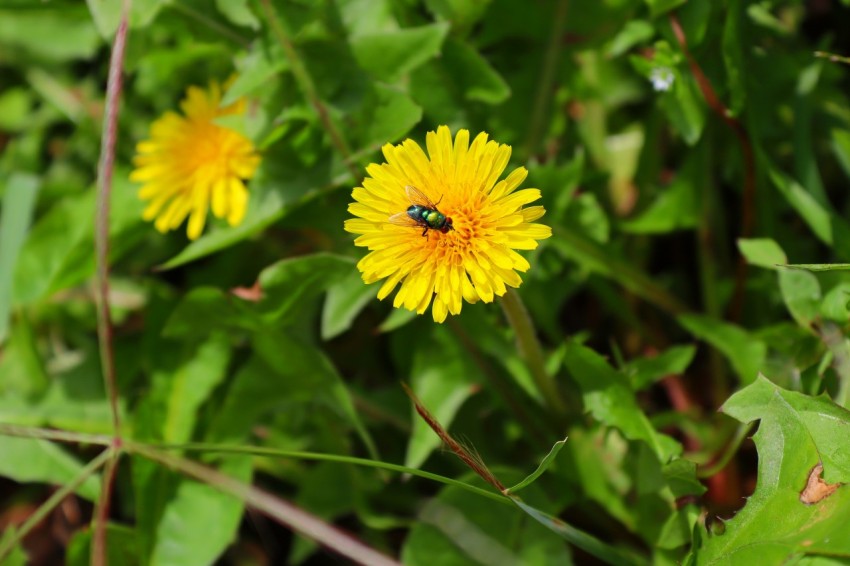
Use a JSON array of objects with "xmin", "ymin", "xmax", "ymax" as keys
[
  {"xmin": 677, "ymin": 314, "xmax": 766, "ymax": 384},
  {"xmin": 440, "ymin": 38, "xmax": 511, "ymax": 104},
  {"xmin": 321, "ymin": 270, "xmax": 376, "ymax": 340},
  {"xmin": 737, "ymin": 238, "xmax": 787, "ymax": 269},
  {"xmin": 0, "ymin": 6, "xmax": 101, "ymax": 61},
  {"xmin": 147, "ymin": 334, "xmax": 233, "ymax": 445},
  {"xmin": 0, "ymin": 437, "xmax": 100, "ymax": 501},
  {"xmin": 0, "ymin": 173, "xmax": 41, "ymax": 344},
  {"xmin": 223, "ymin": 49, "xmax": 286, "ymax": 106},
  {"xmin": 621, "ymin": 174, "xmax": 697, "ymax": 234},
  {"xmin": 606, "ymin": 20, "xmax": 655, "ymax": 58},
  {"xmin": 767, "ymin": 166, "xmax": 850, "ymax": 260},
  {"xmin": 625, "ymin": 345, "xmax": 697, "ymax": 391},
  {"xmin": 694, "ymin": 376, "xmax": 850, "ymax": 562},
  {"xmin": 156, "ymin": 189, "xmax": 285, "ymax": 270},
  {"xmin": 258, "ymin": 253, "xmax": 357, "ymax": 323},
  {"xmin": 778, "ymin": 268, "xmax": 821, "ymax": 329},
  {"xmin": 163, "ymin": 287, "xmax": 261, "ymax": 338},
  {"xmin": 506, "ymin": 437, "xmax": 568, "ymax": 494},
  {"xmin": 663, "ymin": 459, "xmax": 706, "ymax": 499},
  {"xmin": 351, "ymin": 23, "xmax": 450, "ymax": 82},
  {"xmin": 12, "ymin": 173, "xmax": 143, "ymax": 305},
  {"xmin": 562, "ymin": 341, "xmax": 681, "ymax": 462},
  {"xmin": 151, "ymin": 456, "xmax": 252, "ymax": 566},
  {"xmin": 214, "ymin": 0, "xmax": 259, "ymax": 29},
  {"xmin": 405, "ymin": 326, "xmax": 480, "ymax": 470},
  {"xmin": 0, "ymin": 307, "xmax": 48, "ymax": 398},
  {"xmin": 358, "ymin": 85, "xmax": 423, "ymax": 148},
  {"xmin": 0, "ymin": 88, "xmax": 33, "ymax": 132},
  {"xmin": 663, "ymin": 68, "xmax": 705, "ymax": 146}
]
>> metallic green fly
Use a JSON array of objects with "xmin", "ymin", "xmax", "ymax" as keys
[{"xmin": 388, "ymin": 185, "xmax": 455, "ymax": 237}]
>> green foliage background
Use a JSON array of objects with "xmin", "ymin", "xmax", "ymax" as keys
[{"xmin": 2, "ymin": 0, "xmax": 850, "ymax": 564}]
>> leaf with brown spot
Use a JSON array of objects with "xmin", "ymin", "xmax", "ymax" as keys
[{"xmin": 800, "ymin": 463, "xmax": 842, "ymax": 505}]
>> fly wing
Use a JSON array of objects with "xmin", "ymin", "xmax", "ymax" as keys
[
  {"xmin": 404, "ymin": 185, "xmax": 437, "ymax": 208},
  {"xmin": 387, "ymin": 210, "xmax": 422, "ymax": 228}
]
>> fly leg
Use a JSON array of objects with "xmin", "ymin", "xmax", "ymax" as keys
[{"xmin": 421, "ymin": 226, "xmax": 429, "ymax": 237}]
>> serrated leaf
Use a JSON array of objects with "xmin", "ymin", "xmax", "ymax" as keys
[{"xmin": 694, "ymin": 376, "xmax": 850, "ymax": 562}]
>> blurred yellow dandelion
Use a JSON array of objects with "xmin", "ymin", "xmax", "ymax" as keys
[
  {"xmin": 130, "ymin": 82, "xmax": 260, "ymax": 240},
  {"xmin": 344, "ymin": 126, "xmax": 552, "ymax": 323}
]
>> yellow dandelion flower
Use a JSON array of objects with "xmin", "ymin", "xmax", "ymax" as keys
[
  {"xmin": 130, "ymin": 82, "xmax": 261, "ymax": 240},
  {"xmin": 344, "ymin": 126, "xmax": 552, "ymax": 323}
]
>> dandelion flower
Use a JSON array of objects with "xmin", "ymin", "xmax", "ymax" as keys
[
  {"xmin": 130, "ymin": 82, "xmax": 261, "ymax": 240},
  {"xmin": 344, "ymin": 126, "xmax": 552, "ymax": 323}
]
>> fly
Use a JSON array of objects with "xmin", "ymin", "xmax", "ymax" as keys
[{"xmin": 388, "ymin": 185, "xmax": 454, "ymax": 237}]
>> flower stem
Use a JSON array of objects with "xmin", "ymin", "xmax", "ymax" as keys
[{"xmin": 500, "ymin": 288, "xmax": 567, "ymax": 415}]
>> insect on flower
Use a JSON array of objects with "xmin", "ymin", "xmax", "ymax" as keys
[{"xmin": 388, "ymin": 185, "xmax": 454, "ymax": 237}]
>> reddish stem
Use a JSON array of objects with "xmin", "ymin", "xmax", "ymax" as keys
[{"xmin": 92, "ymin": 5, "xmax": 130, "ymax": 565}]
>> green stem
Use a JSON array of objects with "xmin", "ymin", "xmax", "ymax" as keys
[
  {"xmin": 0, "ymin": 448, "xmax": 113, "ymax": 562},
  {"xmin": 258, "ymin": 0, "xmax": 361, "ymax": 181},
  {"xmin": 127, "ymin": 440, "xmax": 509, "ymax": 505},
  {"xmin": 500, "ymin": 288, "xmax": 567, "ymax": 415}
]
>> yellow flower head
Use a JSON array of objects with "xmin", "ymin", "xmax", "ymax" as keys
[
  {"xmin": 344, "ymin": 126, "xmax": 552, "ymax": 323},
  {"xmin": 130, "ymin": 82, "xmax": 261, "ymax": 240}
]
